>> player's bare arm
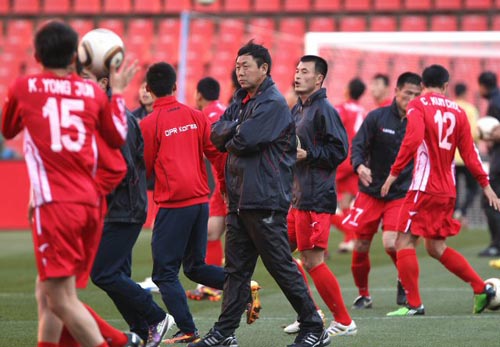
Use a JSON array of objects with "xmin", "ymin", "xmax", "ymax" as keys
[
  {"xmin": 381, "ymin": 174, "xmax": 397, "ymax": 197},
  {"xmin": 356, "ymin": 164, "xmax": 372, "ymax": 187},
  {"xmin": 483, "ymin": 184, "xmax": 500, "ymax": 211}
]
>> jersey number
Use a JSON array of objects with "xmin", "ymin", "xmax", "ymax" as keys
[
  {"xmin": 43, "ymin": 97, "xmax": 85, "ymax": 152},
  {"xmin": 434, "ymin": 110, "xmax": 456, "ymax": 150}
]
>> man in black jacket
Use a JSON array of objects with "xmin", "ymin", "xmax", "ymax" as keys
[
  {"xmin": 478, "ymin": 71, "xmax": 500, "ymax": 257},
  {"xmin": 347, "ymin": 72, "xmax": 421, "ymax": 310},
  {"xmin": 190, "ymin": 41, "xmax": 328, "ymax": 347},
  {"xmin": 284, "ymin": 55, "xmax": 356, "ymax": 339},
  {"xmin": 82, "ymin": 66, "xmax": 174, "ymax": 347}
]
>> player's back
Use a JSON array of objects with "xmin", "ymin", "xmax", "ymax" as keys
[
  {"xmin": 408, "ymin": 92, "xmax": 468, "ymax": 196},
  {"xmin": 337, "ymin": 100, "xmax": 365, "ymax": 140},
  {"xmin": 203, "ymin": 100, "xmax": 226, "ymax": 125},
  {"xmin": 7, "ymin": 71, "xmax": 109, "ymax": 206}
]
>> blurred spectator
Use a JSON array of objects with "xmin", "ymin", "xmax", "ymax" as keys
[
  {"xmin": 332, "ymin": 77, "xmax": 366, "ymax": 253},
  {"xmin": 478, "ymin": 71, "xmax": 500, "ymax": 257},
  {"xmin": 370, "ymin": 73, "xmax": 391, "ymax": 107},
  {"xmin": 453, "ymin": 82, "xmax": 480, "ymax": 227},
  {"xmin": 132, "ymin": 81, "xmax": 154, "ymax": 120},
  {"xmin": 0, "ymin": 134, "xmax": 21, "ymax": 159}
]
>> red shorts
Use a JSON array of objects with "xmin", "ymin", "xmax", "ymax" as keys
[
  {"xmin": 32, "ymin": 202, "xmax": 101, "ymax": 288},
  {"xmin": 209, "ymin": 186, "xmax": 228, "ymax": 217},
  {"xmin": 397, "ymin": 191, "xmax": 460, "ymax": 239},
  {"xmin": 336, "ymin": 173, "xmax": 358, "ymax": 196},
  {"xmin": 343, "ymin": 192, "xmax": 404, "ymax": 238},
  {"xmin": 287, "ymin": 208, "xmax": 331, "ymax": 251}
]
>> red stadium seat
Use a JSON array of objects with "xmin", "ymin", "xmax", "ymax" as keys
[
  {"xmin": 339, "ymin": 17, "xmax": 367, "ymax": 32},
  {"xmin": 134, "ymin": 0, "xmax": 161, "ymax": 13},
  {"xmin": 344, "ymin": 0, "xmax": 371, "ymax": 11},
  {"xmin": 98, "ymin": 19, "xmax": 125, "ymax": 38},
  {"xmin": 7, "ymin": 19, "xmax": 33, "ymax": 41},
  {"xmin": 254, "ymin": 0, "xmax": 280, "ymax": 12},
  {"xmin": 157, "ymin": 19, "xmax": 180, "ymax": 59},
  {"xmin": 193, "ymin": 0, "xmax": 221, "ymax": 13},
  {"xmin": 128, "ymin": 18, "xmax": 154, "ymax": 38},
  {"xmin": 313, "ymin": 0, "xmax": 340, "ymax": 10},
  {"xmin": 224, "ymin": 0, "xmax": 250, "ymax": 12},
  {"xmin": 284, "ymin": 0, "xmax": 311, "ymax": 12},
  {"xmin": 69, "ymin": 19, "xmax": 94, "ymax": 38},
  {"xmin": 434, "ymin": 0, "xmax": 462, "ymax": 9},
  {"xmin": 461, "ymin": 15, "xmax": 488, "ymax": 31},
  {"xmin": 0, "ymin": 0, "xmax": 8, "ymax": 13},
  {"xmin": 217, "ymin": 19, "xmax": 246, "ymax": 54},
  {"xmin": 280, "ymin": 18, "xmax": 306, "ymax": 36},
  {"xmin": 309, "ymin": 17, "xmax": 336, "ymax": 32},
  {"xmin": 400, "ymin": 16, "xmax": 427, "ymax": 31},
  {"xmin": 103, "ymin": 0, "xmax": 131, "ymax": 14},
  {"xmin": 43, "ymin": 0, "xmax": 69, "ymax": 13},
  {"xmin": 73, "ymin": 0, "xmax": 101, "ymax": 14},
  {"xmin": 164, "ymin": 0, "xmax": 191, "ymax": 13},
  {"xmin": 190, "ymin": 18, "xmax": 215, "ymax": 37},
  {"xmin": 431, "ymin": 15, "xmax": 457, "ymax": 31},
  {"xmin": 370, "ymin": 16, "xmax": 397, "ymax": 31},
  {"xmin": 247, "ymin": 18, "xmax": 275, "ymax": 48},
  {"xmin": 464, "ymin": 0, "xmax": 492, "ymax": 9},
  {"xmin": 403, "ymin": 0, "xmax": 431, "ymax": 10},
  {"xmin": 12, "ymin": 0, "xmax": 39, "ymax": 14},
  {"xmin": 492, "ymin": 16, "xmax": 500, "ymax": 30},
  {"xmin": 373, "ymin": 0, "xmax": 401, "ymax": 11}
]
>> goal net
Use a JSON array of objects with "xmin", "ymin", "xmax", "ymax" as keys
[{"xmin": 305, "ymin": 31, "xmax": 500, "ymax": 228}]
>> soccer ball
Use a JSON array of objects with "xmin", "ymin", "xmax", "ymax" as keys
[
  {"xmin": 477, "ymin": 116, "xmax": 500, "ymax": 140},
  {"xmin": 78, "ymin": 28, "xmax": 125, "ymax": 79},
  {"xmin": 485, "ymin": 277, "xmax": 500, "ymax": 311}
]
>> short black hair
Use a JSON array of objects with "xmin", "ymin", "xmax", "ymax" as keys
[
  {"xmin": 478, "ymin": 71, "xmax": 497, "ymax": 91},
  {"xmin": 146, "ymin": 62, "xmax": 176, "ymax": 97},
  {"xmin": 454, "ymin": 82, "xmax": 467, "ymax": 97},
  {"xmin": 373, "ymin": 73, "xmax": 390, "ymax": 86},
  {"xmin": 348, "ymin": 77, "xmax": 366, "ymax": 100},
  {"xmin": 197, "ymin": 77, "xmax": 220, "ymax": 101},
  {"xmin": 396, "ymin": 72, "xmax": 422, "ymax": 89},
  {"xmin": 237, "ymin": 40, "xmax": 272, "ymax": 75},
  {"xmin": 300, "ymin": 55, "xmax": 328, "ymax": 80},
  {"xmin": 422, "ymin": 64, "xmax": 449, "ymax": 88},
  {"xmin": 35, "ymin": 21, "xmax": 78, "ymax": 69}
]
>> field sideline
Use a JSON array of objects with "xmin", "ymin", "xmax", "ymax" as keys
[{"xmin": 1, "ymin": 228, "xmax": 499, "ymax": 347}]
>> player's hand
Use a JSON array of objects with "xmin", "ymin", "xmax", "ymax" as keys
[
  {"xmin": 110, "ymin": 58, "xmax": 139, "ymax": 95},
  {"xmin": 297, "ymin": 148, "xmax": 307, "ymax": 161},
  {"xmin": 483, "ymin": 184, "xmax": 500, "ymax": 211},
  {"xmin": 357, "ymin": 164, "xmax": 372, "ymax": 187},
  {"xmin": 381, "ymin": 174, "xmax": 397, "ymax": 197}
]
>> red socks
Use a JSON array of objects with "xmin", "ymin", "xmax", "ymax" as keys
[
  {"xmin": 385, "ymin": 249, "xmax": 398, "ymax": 267},
  {"xmin": 309, "ymin": 263, "xmax": 351, "ymax": 326},
  {"xmin": 83, "ymin": 304, "xmax": 127, "ymax": 347},
  {"xmin": 205, "ymin": 240, "xmax": 224, "ymax": 266},
  {"xmin": 351, "ymin": 251, "xmax": 370, "ymax": 297},
  {"xmin": 397, "ymin": 248, "xmax": 421, "ymax": 307},
  {"xmin": 293, "ymin": 258, "xmax": 319, "ymax": 309},
  {"xmin": 439, "ymin": 247, "xmax": 485, "ymax": 294},
  {"xmin": 38, "ymin": 343, "xmax": 58, "ymax": 347}
]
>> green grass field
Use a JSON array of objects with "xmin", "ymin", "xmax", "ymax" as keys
[{"xmin": 1, "ymin": 228, "xmax": 499, "ymax": 347}]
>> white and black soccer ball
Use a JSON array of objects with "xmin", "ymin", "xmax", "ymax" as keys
[
  {"xmin": 485, "ymin": 277, "xmax": 500, "ymax": 311},
  {"xmin": 78, "ymin": 28, "xmax": 125, "ymax": 78},
  {"xmin": 477, "ymin": 116, "xmax": 500, "ymax": 140}
]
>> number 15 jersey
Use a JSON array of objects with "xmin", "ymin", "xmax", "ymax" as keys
[
  {"xmin": 1, "ymin": 71, "xmax": 127, "ymax": 207},
  {"xmin": 390, "ymin": 91, "xmax": 489, "ymax": 197}
]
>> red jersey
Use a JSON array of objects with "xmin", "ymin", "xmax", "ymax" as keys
[
  {"xmin": 336, "ymin": 100, "xmax": 366, "ymax": 179},
  {"xmin": 140, "ymin": 96, "xmax": 226, "ymax": 208},
  {"xmin": 1, "ymin": 71, "xmax": 127, "ymax": 207},
  {"xmin": 203, "ymin": 100, "xmax": 226, "ymax": 125},
  {"xmin": 391, "ymin": 92, "xmax": 488, "ymax": 197}
]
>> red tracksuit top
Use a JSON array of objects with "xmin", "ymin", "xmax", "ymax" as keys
[{"xmin": 140, "ymin": 95, "xmax": 226, "ymax": 208}]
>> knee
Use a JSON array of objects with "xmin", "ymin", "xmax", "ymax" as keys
[
  {"xmin": 354, "ymin": 239, "xmax": 370, "ymax": 253},
  {"xmin": 90, "ymin": 269, "xmax": 115, "ymax": 289},
  {"xmin": 425, "ymin": 244, "xmax": 441, "ymax": 259},
  {"xmin": 183, "ymin": 266, "xmax": 202, "ymax": 282}
]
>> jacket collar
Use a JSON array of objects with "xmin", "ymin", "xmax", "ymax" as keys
[
  {"xmin": 153, "ymin": 95, "xmax": 177, "ymax": 108},
  {"xmin": 297, "ymin": 88, "xmax": 327, "ymax": 107},
  {"xmin": 235, "ymin": 76, "xmax": 275, "ymax": 102}
]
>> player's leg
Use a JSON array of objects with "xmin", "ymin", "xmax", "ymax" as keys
[
  {"xmin": 36, "ymin": 276, "xmax": 64, "ymax": 346},
  {"xmin": 426, "ymin": 238, "xmax": 495, "ymax": 313}
]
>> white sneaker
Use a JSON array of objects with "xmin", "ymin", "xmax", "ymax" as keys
[
  {"xmin": 326, "ymin": 320, "xmax": 357, "ymax": 337},
  {"xmin": 138, "ymin": 277, "xmax": 160, "ymax": 293},
  {"xmin": 283, "ymin": 309, "xmax": 325, "ymax": 334}
]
